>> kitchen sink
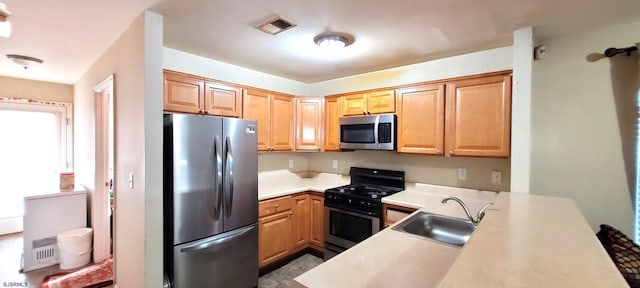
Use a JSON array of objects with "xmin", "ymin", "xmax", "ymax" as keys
[{"xmin": 392, "ymin": 211, "xmax": 476, "ymax": 247}]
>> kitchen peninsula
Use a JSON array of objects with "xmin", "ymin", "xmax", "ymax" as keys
[{"xmin": 257, "ymin": 171, "xmax": 626, "ymax": 288}]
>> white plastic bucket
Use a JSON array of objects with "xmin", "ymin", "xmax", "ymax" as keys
[{"xmin": 57, "ymin": 228, "xmax": 93, "ymax": 269}]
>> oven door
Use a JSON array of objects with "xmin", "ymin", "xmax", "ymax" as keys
[{"xmin": 324, "ymin": 206, "xmax": 380, "ymax": 258}]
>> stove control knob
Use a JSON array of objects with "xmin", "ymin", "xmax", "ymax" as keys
[
  {"xmin": 338, "ymin": 188, "xmax": 345, "ymax": 193},
  {"xmin": 348, "ymin": 199, "xmax": 352, "ymax": 204}
]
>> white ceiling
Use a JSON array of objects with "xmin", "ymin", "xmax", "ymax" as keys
[{"xmin": 0, "ymin": 0, "xmax": 639, "ymax": 84}]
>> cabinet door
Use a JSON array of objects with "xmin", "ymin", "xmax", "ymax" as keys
[
  {"xmin": 295, "ymin": 98, "xmax": 322, "ymax": 151},
  {"xmin": 445, "ymin": 74, "xmax": 511, "ymax": 157},
  {"xmin": 258, "ymin": 210, "xmax": 293, "ymax": 267},
  {"xmin": 243, "ymin": 89, "xmax": 271, "ymax": 151},
  {"xmin": 271, "ymin": 93, "xmax": 294, "ymax": 151},
  {"xmin": 396, "ymin": 84, "xmax": 445, "ymax": 155},
  {"xmin": 366, "ymin": 90, "xmax": 395, "ymax": 114},
  {"xmin": 163, "ymin": 71, "xmax": 204, "ymax": 114},
  {"xmin": 292, "ymin": 194, "xmax": 310, "ymax": 250},
  {"xmin": 324, "ymin": 96, "xmax": 341, "ymax": 151},
  {"xmin": 341, "ymin": 93, "xmax": 367, "ymax": 116},
  {"xmin": 309, "ymin": 195, "xmax": 324, "ymax": 249},
  {"xmin": 203, "ymin": 81, "xmax": 242, "ymax": 118}
]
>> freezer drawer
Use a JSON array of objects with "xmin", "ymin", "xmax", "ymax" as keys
[{"xmin": 171, "ymin": 224, "xmax": 258, "ymax": 288}]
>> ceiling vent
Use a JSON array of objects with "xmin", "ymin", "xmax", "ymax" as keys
[{"xmin": 256, "ymin": 16, "xmax": 296, "ymax": 35}]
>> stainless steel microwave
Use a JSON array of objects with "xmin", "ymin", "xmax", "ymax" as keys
[{"xmin": 339, "ymin": 114, "xmax": 396, "ymax": 150}]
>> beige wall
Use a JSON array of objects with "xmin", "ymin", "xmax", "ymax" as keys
[
  {"xmin": 259, "ymin": 153, "xmax": 309, "ymax": 173},
  {"xmin": 531, "ymin": 21, "xmax": 640, "ymax": 236},
  {"xmin": 307, "ymin": 151, "xmax": 510, "ymax": 192},
  {"xmin": 74, "ymin": 11, "xmax": 163, "ymax": 288},
  {"xmin": 0, "ymin": 76, "xmax": 73, "ymax": 102}
]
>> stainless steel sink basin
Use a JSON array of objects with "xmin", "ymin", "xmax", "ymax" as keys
[{"xmin": 392, "ymin": 211, "xmax": 476, "ymax": 247}]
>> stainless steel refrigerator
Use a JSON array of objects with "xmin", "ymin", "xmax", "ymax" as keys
[{"xmin": 163, "ymin": 114, "xmax": 258, "ymax": 288}]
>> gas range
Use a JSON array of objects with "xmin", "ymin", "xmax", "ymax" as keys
[
  {"xmin": 324, "ymin": 167, "xmax": 405, "ymax": 217},
  {"xmin": 324, "ymin": 167, "xmax": 405, "ymax": 260}
]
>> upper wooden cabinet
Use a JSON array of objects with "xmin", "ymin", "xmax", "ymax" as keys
[
  {"xmin": 243, "ymin": 89, "xmax": 294, "ymax": 152},
  {"xmin": 295, "ymin": 98, "xmax": 323, "ymax": 151},
  {"xmin": 163, "ymin": 71, "xmax": 204, "ymax": 114},
  {"xmin": 163, "ymin": 70, "xmax": 242, "ymax": 117},
  {"xmin": 445, "ymin": 73, "xmax": 511, "ymax": 157},
  {"xmin": 396, "ymin": 84, "xmax": 445, "ymax": 155},
  {"xmin": 341, "ymin": 90, "xmax": 395, "ymax": 116},
  {"xmin": 203, "ymin": 82, "xmax": 242, "ymax": 118},
  {"xmin": 324, "ymin": 96, "xmax": 341, "ymax": 151}
]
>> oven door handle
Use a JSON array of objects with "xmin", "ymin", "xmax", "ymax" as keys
[{"xmin": 325, "ymin": 206, "xmax": 380, "ymax": 221}]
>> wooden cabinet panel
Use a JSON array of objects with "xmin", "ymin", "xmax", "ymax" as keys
[
  {"xmin": 383, "ymin": 204, "xmax": 417, "ymax": 228},
  {"xmin": 259, "ymin": 196, "xmax": 294, "ymax": 218},
  {"xmin": 366, "ymin": 90, "xmax": 395, "ymax": 114},
  {"xmin": 295, "ymin": 98, "xmax": 322, "ymax": 151},
  {"xmin": 309, "ymin": 195, "xmax": 324, "ymax": 248},
  {"xmin": 445, "ymin": 74, "xmax": 511, "ymax": 157},
  {"xmin": 292, "ymin": 195, "xmax": 310, "ymax": 250},
  {"xmin": 243, "ymin": 89, "xmax": 271, "ymax": 151},
  {"xmin": 341, "ymin": 93, "xmax": 367, "ymax": 116},
  {"xmin": 259, "ymin": 210, "xmax": 293, "ymax": 267},
  {"xmin": 324, "ymin": 96, "xmax": 341, "ymax": 151},
  {"xmin": 271, "ymin": 94, "xmax": 294, "ymax": 151},
  {"xmin": 163, "ymin": 71, "xmax": 203, "ymax": 114},
  {"xmin": 204, "ymin": 81, "xmax": 242, "ymax": 118},
  {"xmin": 396, "ymin": 84, "xmax": 445, "ymax": 155}
]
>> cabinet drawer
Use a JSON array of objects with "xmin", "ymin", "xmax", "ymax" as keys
[{"xmin": 259, "ymin": 196, "xmax": 294, "ymax": 217}]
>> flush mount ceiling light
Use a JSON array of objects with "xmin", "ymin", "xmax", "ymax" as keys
[
  {"xmin": 314, "ymin": 32, "xmax": 354, "ymax": 49},
  {"xmin": 0, "ymin": 3, "xmax": 11, "ymax": 38},
  {"xmin": 6, "ymin": 54, "xmax": 44, "ymax": 70}
]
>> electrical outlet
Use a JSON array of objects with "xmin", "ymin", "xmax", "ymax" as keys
[
  {"xmin": 288, "ymin": 160, "xmax": 294, "ymax": 169},
  {"xmin": 457, "ymin": 168, "xmax": 467, "ymax": 181},
  {"xmin": 491, "ymin": 170, "xmax": 502, "ymax": 184},
  {"xmin": 332, "ymin": 160, "xmax": 338, "ymax": 169}
]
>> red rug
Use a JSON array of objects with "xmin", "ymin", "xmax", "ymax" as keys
[{"xmin": 41, "ymin": 258, "xmax": 113, "ymax": 288}]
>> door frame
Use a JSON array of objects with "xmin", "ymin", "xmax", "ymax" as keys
[{"xmin": 93, "ymin": 75, "xmax": 114, "ymax": 264}]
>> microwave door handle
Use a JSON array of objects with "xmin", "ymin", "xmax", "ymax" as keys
[{"xmin": 374, "ymin": 115, "xmax": 380, "ymax": 147}]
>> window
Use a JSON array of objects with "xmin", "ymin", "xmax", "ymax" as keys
[{"xmin": 0, "ymin": 98, "xmax": 72, "ymax": 220}]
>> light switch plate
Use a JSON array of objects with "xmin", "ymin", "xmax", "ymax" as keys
[
  {"xmin": 458, "ymin": 168, "xmax": 467, "ymax": 181},
  {"xmin": 332, "ymin": 160, "xmax": 338, "ymax": 169},
  {"xmin": 128, "ymin": 172, "xmax": 134, "ymax": 188},
  {"xmin": 288, "ymin": 160, "xmax": 294, "ymax": 169}
]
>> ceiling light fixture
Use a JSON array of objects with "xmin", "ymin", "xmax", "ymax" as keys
[
  {"xmin": 0, "ymin": 3, "xmax": 12, "ymax": 38},
  {"xmin": 314, "ymin": 32, "xmax": 354, "ymax": 49},
  {"xmin": 6, "ymin": 54, "xmax": 44, "ymax": 70}
]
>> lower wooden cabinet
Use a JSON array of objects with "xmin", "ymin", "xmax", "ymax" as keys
[
  {"xmin": 258, "ymin": 196, "xmax": 294, "ymax": 267},
  {"xmin": 309, "ymin": 194, "xmax": 324, "ymax": 248},
  {"xmin": 258, "ymin": 192, "xmax": 324, "ymax": 268},
  {"xmin": 382, "ymin": 203, "xmax": 417, "ymax": 228},
  {"xmin": 292, "ymin": 194, "xmax": 310, "ymax": 250}
]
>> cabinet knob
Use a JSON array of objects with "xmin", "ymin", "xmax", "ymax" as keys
[
  {"xmin": 275, "ymin": 204, "xmax": 279, "ymax": 209},
  {"xmin": 436, "ymin": 149, "xmax": 441, "ymax": 154},
  {"xmin": 449, "ymin": 150, "xmax": 454, "ymax": 156}
]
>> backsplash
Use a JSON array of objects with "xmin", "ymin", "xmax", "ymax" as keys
[{"xmin": 259, "ymin": 151, "xmax": 511, "ymax": 192}]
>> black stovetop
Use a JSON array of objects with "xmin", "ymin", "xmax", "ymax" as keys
[{"xmin": 324, "ymin": 167, "xmax": 405, "ymax": 216}]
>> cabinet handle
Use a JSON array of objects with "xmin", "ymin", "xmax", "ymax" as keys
[
  {"xmin": 436, "ymin": 149, "xmax": 441, "ymax": 154},
  {"xmin": 449, "ymin": 150, "xmax": 454, "ymax": 156}
]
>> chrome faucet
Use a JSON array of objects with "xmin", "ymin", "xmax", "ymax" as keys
[{"xmin": 441, "ymin": 196, "xmax": 492, "ymax": 226}]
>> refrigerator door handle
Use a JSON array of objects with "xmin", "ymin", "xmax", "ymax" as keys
[
  {"xmin": 224, "ymin": 137, "xmax": 234, "ymax": 217},
  {"xmin": 179, "ymin": 225, "xmax": 255, "ymax": 253},
  {"xmin": 213, "ymin": 135, "xmax": 223, "ymax": 219}
]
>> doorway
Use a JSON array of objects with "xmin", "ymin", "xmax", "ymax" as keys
[{"xmin": 93, "ymin": 75, "xmax": 114, "ymax": 263}]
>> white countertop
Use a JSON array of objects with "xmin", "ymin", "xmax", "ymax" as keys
[{"xmin": 258, "ymin": 170, "xmax": 349, "ymax": 200}]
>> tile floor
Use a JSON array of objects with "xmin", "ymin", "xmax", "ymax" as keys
[
  {"xmin": 258, "ymin": 254, "xmax": 323, "ymax": 288},
  {"xmin": 1, "ymin": 232, "xmax": 320, "ymax": 288}
]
